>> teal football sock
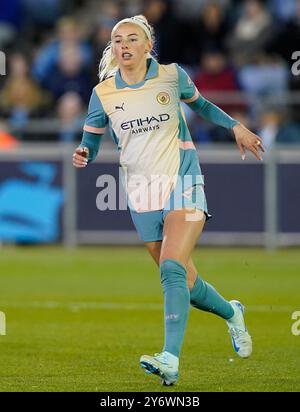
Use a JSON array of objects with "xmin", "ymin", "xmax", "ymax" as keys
[
  {"xmin": 190, "ymin": 275, "xmax": 234, "ymax": 320},
  {"xmin": 160, "ymin": 259, "xmax": 190, "ymax": 358}
]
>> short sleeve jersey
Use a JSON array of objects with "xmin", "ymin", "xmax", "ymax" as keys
[{"xmin": 84, "ymin": 58, "xmax": 201, "ymax": 211}]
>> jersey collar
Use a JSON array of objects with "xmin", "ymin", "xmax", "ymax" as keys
[{"xmin": 115, "ymin": 58, "xmax": 158, "ymax": 89}]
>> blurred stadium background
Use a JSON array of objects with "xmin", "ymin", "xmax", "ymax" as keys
[
  {"xmin": 0, "ymin": 0, "xmax": 300, "ymax": 392},
  {"xmin": 1, "ymin": 0, "xmax": 300, "ymax": 247}
]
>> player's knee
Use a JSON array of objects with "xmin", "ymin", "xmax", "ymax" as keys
[
  {"xmin": 159, "ymin": 259, "xmax": 187, "ymax": 286},
  {"xmin": 159, "ymin": 250, "xmax": 186, "ymax": 267}
]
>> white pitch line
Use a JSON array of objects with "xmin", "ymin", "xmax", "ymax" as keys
[
  {"xmin": 0, "ymin": 301, "xmax": 297, "ymax": 313},
  {"xmin": 0, "ymin": 301, "xmax": 162, "ymax": 311}
]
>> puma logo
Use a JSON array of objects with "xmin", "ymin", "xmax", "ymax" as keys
[{"xmin": 115, "ymin": 103, "xmax": 125, "ymax": 111}]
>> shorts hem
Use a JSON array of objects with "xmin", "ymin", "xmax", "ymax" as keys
[
  {"xmin": 163, "ymin": 207, "xmax": 212, "ymax": 221},
  {"xmin": 142, "ymin": 237, "xmax": 163, "ymax": 243}
]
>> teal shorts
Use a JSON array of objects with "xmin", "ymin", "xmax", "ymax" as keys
[{"xmin": 130, "ymin": 184, "xmax": 210, "ymax": 242}]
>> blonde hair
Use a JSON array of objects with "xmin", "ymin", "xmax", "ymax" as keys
[{"xmin": 98, "ymin": 15, "xmax": 155, "ymax": 82}]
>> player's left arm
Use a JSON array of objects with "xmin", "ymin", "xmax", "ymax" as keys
[{"xmin": 176, "ymin": 64, "xmax": 265, "ymax": 161}]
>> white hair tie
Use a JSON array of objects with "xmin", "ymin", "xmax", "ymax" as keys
[{"xmin": 112, "ymin": 17, "xmax": 152, "ymax": 41}]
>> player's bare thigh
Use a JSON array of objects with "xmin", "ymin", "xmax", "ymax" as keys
[
  {"xmin": 160, "ymin": 209, "xmax": 205, "ymax": 266},
  {"xmin": 145, "ymin": 209, "xmax": 205, "ymax": 289}
]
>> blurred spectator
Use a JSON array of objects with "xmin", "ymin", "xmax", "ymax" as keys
[
  {"xmin": 16, "ymin": 91, "xmax": 85, "ymax": 142},
  {"xmin": 92, "ymin": 21, "xmax": 111, "ymax": 58},
  {"xmin": 258, "ymin": 108, "xmax": 300, "ymax": 147},
  {"xmin": 80, "ymin": 0, "xmax": 120, "ymax": 42},
  {"xmin": 43, "ymin": 43, "xmax": 92, "ymax": 104},
  {"xmin": 124, "ymin": 0, "xmax": 144, "ymax": 17},
  {"xmin": 83, "ymin": 0, "xmax": 122, "ymax": 80},
  {"xmin": 194, "ymin": 49, "xmax": 244, "ymax": 113},
  {"xmin": 32, "ymin": 16, "xmax": 92, "ymax": 84},
  {"xmin": 238, "ymin": 53, "xmax": 289, "ymax": 98},
  {"xmin": 80, "ymin": 0, "xmax": 120, "ymax": 28},
  {"xmin": 22, "ymin": 0, "xmax": 62, "ymax": 28},
  {"xmin": 0, "ymin": 0, "xmax": 22, "ymax": 48},
  {"xmin": 0, "ymin": 120, "xmax": 18, "ymax": 149},
  {"xmin": 228, "ymin": 0, "xmax": 272, "ymax": 63},
  {"xmin": 91, "ymin": 22, "xmax": 112, "ymax": 82},
  {"xmin": 178, "ymin": 2, "xmax": 230, "ymax": 65},
  {"xmin": 269, "ymin": 0, "xmax": 297, "ymax": 22},
  {"xmin": 0, "ymin": 52, "xmax": 50, "ymax": 127},
  {"xmin": 173, "ymin": 0, "xmax": 230, "ymax": 20},
  {"xmin": 267, "ymin": 0, "xmax": 300, "ymax": 63},
  {"xmin": 192, "ymin": 3, "xmax": 230, "ymax": 62},
  {"xmin": 56, "ymin": 92, "xmax": 84, "ymax": 142},
  {"xmin": 21, "ymin": 0, "xmax": 66, "ymax": 44},
  {"xmin": 143, "ymin": 0, "xmax": 178, "ymax": 63}
]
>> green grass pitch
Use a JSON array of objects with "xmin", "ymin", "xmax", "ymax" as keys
[{"xmin": 0, "ymin": 246, "xmax": 299, "ymax": 392}]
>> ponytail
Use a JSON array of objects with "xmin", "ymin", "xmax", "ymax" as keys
[{"xmin": 98, "ymin": 41, "xmax": 118, "ymax": 83}]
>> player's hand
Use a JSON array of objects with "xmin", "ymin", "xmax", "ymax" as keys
[
  {"xmin": 233, "ymin": 124, "xmax": 265, "ymax": 161},
  {"xmin": 72, "ymin": 147, "xmax": 89, "ymax": 168}
]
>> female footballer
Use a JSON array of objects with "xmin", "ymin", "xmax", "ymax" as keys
[{"xmin": 72, "ymin": 15, "xmax": 264, "ymax": 386}]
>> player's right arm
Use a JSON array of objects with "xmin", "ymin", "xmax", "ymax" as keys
[{"xmin": 72, "ymin": 88, "xmax": 108, "ymax": 168}]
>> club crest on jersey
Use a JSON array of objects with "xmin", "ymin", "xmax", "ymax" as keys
[{"xmin": 156, "ymin": 92, "xmax": 170, "ymax": 105}]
